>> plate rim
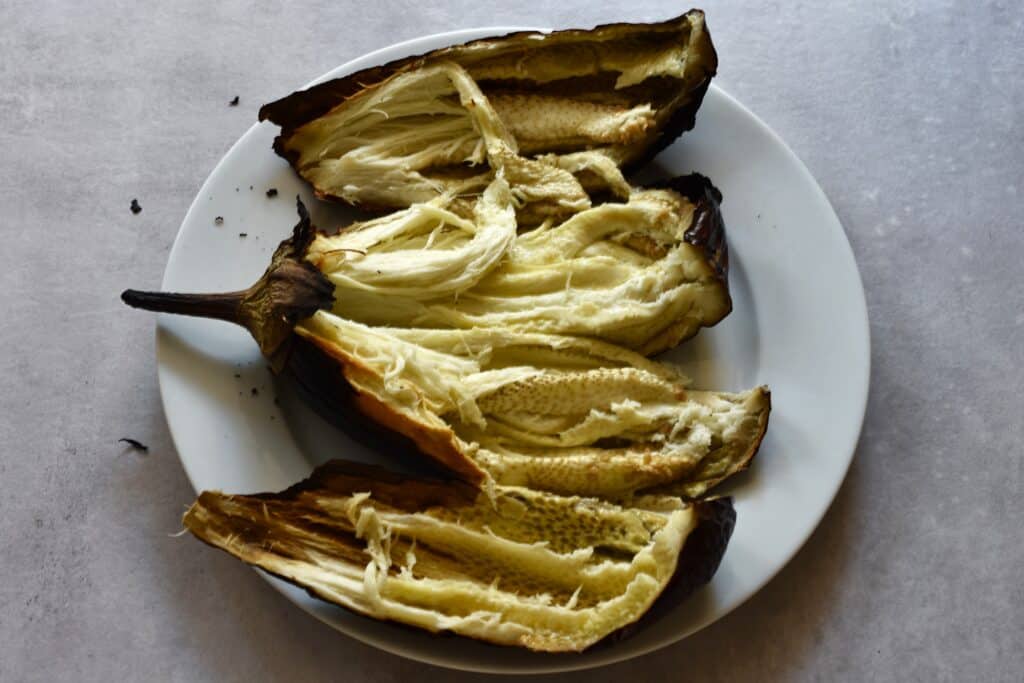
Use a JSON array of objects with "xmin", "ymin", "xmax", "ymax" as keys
[{"xmin": 155, "ymin": 26, "xmax": 870, "ymax": 674}]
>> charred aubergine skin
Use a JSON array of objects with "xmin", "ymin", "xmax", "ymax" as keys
[{"xmin": 259, "ymin": 11, "xmax": 718, "ymax": 211}]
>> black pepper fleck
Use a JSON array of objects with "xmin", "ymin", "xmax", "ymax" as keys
[
  {"xmin": 265, "ymin": 188, "xmax": 278, "ymax": 198},
  {"xmin": 229, "ymin": 96, "xmax": 239, "ymax": 106},
  {"xmin": 214, "ymin": 216, "xmax": 224, "ymax": 225},
  {"xmin": 239, "ymin": 232, "xmax": 248, "ymax": 238},
  {"xmin": 130, "ymin": 199, "xmax": 142, "ymax": 214}
]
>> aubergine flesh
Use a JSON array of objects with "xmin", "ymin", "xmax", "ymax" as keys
[
  {"xmin": 184, "ymin": 459, "xmax": 735, "ymax": 652},
  {"xmin": 259, "ymin": 11, "xmax": 717, "ymax": 222},
  {"xmin": 307, "ymin": 173, "xmax": 730, "ymax": 355}
]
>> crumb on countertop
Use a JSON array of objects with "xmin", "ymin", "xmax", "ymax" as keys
[{"xmin": 118, "ymin": 437, "xmax": 149, "ymax": 452}]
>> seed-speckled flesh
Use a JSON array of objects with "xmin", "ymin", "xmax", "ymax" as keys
[
  {"xmin": 487, "ymin": 94, "xmax": 655, "ymax": 153},
  {"xmin": 475, "ymin": 367, "xmax": 681, "ymax": 415}
]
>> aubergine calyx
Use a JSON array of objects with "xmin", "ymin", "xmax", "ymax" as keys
[
  {"xmin": 259, "ymin": 11, "xmax": 717, "ymax": 216},
  {"xmin": 121, "ymin": 198, "xmax": 335, "ymax": 370},
  {"xmin": 184, "ymin": 459, "xmax": 736, "ymax": 652}
]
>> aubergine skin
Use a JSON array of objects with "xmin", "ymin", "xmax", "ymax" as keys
[
  {"xmin": 660, "ymin": 173, "xmax": 728, "ymax": 282},
  {"xmin": 259, "ymin": 11, "xmax": 718, "ymax": 210},
  {"xmin": 641, "ymin": 173, "xmax": 731, "ymax": 354},
  {"xmin": 600, "ymin": 496, "xmax": 735, "ymax": 647}
]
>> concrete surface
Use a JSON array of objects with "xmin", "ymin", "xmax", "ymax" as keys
[{"xmin": 1, "ymin": 1, "xmax": 1021, "ymax": 681}]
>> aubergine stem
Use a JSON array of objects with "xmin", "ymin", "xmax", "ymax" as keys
[
  {"xmin": 121, "ymin": 198, "xmax": 335, "ymax": 370},
  {"xmin": 120, "ymin": 290, "xmax": 245, "ymax": 322}
]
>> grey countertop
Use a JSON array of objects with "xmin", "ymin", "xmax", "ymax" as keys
[{"xmin": 1, "ymin": 1, "xmax": 1021, "ymax": 681}]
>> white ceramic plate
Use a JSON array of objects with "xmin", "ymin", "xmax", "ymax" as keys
[{"xmin": 154, "ymin": 28, "xmax": 869, "ymax": 674}]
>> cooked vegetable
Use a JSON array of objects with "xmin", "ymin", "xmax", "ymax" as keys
[
  {"xmin": 260, "ymin": 11, "xmax": 717, "ymax": 220},
  {"xmin": 123, "ymin": 185, "xmax": 767, "ymax": 497},
  {"xmin": 126, "ymin": 10, "xmax": 765, "ymax": 653},
  {"xmin": 183, "ymin": 460, "xmax": 735, "ymax": 652},
  {"xmin": 295, "ymin": 313, "xmax": 769, "ymax": 498},
  {"xmin": 311, "ymin": 174, "xmax": 730, "ymax": 355}
]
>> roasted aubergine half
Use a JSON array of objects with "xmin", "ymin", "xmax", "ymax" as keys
[
  {"xmin": 123, "ymin": 178, "xmax": 768, "ymax": 499},
  {"xmin": 184, "ymin": 460, "xmax": 735, "ymax": 652},
  {"xmin": 259, "ymin": 11, "xmax": 717, "ymax": 222}
]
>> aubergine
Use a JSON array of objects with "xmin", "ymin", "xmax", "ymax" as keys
[
  {"xmin": 308, "ymin": 173, "xmax": 731, "ymax": 354},
  {"xmin": 183, "ymin": 459, "xmax": 735, "ymax": 652},
  {"xmin": 123, "ymin": 181, "xmax": 768, "ymax": 498},
  {"xmin": 259, "ymin": 11, "xmax": 717, "ymax": 221}
]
